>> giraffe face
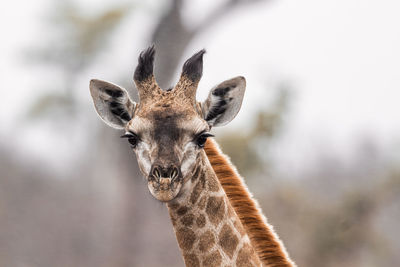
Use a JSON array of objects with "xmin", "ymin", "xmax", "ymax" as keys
[
  {"xmin": 89, "ymin": 46, "xmax": 246, "ymax": 202},
  {"xmin": 123, "ymin": 104, "xmax": 210, "ymax": 201}
]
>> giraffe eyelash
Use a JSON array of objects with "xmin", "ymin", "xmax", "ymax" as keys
[
  {"xmin": 194, "ymin": 131, "xmax": 214, "ymax": 148},
  {"xmin": 120, "ymin": 132, "xmax": 141, "ymax": 148},
  {"xmin": 194, "ymin": 131, "xmax": 214, "ymax": 139}
]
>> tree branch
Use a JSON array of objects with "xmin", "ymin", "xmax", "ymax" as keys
[
  {"xmin": 150, "ymin": 0, "xmax": 272, "ymax": 88},
  {"xmin": 194, "ymin": 0, "xmax": 271, "ymax": 34}
]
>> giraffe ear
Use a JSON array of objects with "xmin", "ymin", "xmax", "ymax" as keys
[
  {"xmin": 89, "ymin": 79, "xmax": 136, "ymax": 129},
  {"xmin": 201, "ymin": 76, "xmax": 246, "ymax": 127}
]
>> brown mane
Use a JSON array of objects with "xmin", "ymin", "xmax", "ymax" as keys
[{"xmin": 205, "ymin": 138, "xmax": 296, "ymax": 266}]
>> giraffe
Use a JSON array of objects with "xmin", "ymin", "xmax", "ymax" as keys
[{"xmin": 89, "ymin": 45, "xmax": 295, "ymax": 266}]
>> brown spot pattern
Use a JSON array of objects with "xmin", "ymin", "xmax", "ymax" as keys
[
  {"xmin": 177, "ymin": 206, "xmax": 188, "ymax": 216},
  {"xmin": 168, "ymin": 202, "xmax": 180, "ymax": 210},
  {"xmin": 176, "ymin": 228, "xmax": 196, "ymax": 250},
  {"xmin": 237, "ymin": 244, "xmax": 258, "ymax": 267},
  {"xmin": 234, "ymin": 219, "xmax": 246, "ymax": 236},
  {"xmin": 202, "ymin": 250, "xmax": 222, "ymax": 267},
  {"xmin": 198, "ymin": 196, "xmax": 207, "ymax": 210},
  {"xmin": 181, "ymin": 213, "xmax": 194, "ymax": 227},
  {"xmin": 198, "ymin": 230, "xmax": 215, "ymax": 253},
  {"xmin": 183, "ymin": 253, "xmax": 200, "ymax": 267},
  {"xmin": 208, "ymin": 176, "xmax": 220, "ymax": 192},
  {"xmin": 206, "ymin": 196, "xmax": 225, "ymax": 225},
  {"xmin": 219, "ymin": 224, "xmax": 239, "ymax": 258},
  {"xmin": 199, "ymin": 172, "xmax": 206, "ymax": 183},
  {"xmin": 196, "ymin": 214, "xmax": 206, "ymax": 228}
]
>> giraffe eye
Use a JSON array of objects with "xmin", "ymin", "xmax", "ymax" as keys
[
  {"xmin": 121, "ymin": 132, "xmax": 140, "ymax": 148},
  {"xmin": 195, "ymin": 132, "xmax": 214, "ymax": 148}
]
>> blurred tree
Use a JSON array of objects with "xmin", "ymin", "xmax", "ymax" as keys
[
  {"xmin": 27, "ymin": 2, "xmax": 131, "ymax": 118},
  {"xmin": 217, "ymin": 84, "xmax": 291, "ymax": 176},
  {"xmin": 152, "ymin": 0, "xmax": 272, "ymax": 87}
]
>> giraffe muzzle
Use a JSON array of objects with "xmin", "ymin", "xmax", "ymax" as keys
[{"xmin": 147, "ymin": 164, "xmax": 183, "ymax": 202}]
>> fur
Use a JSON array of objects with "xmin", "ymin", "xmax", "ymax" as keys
[{"xmin": 204, "ymin": 138, "xmax": 296, "ymax": 267}]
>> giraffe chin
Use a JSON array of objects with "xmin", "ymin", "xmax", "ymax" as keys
[{"xmin": 147, "ymin": 178, "xmax": 182, "ymax": 202}]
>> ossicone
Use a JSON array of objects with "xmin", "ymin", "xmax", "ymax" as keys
[
  {"xmin": 181, "ymin": 49, "xmax": 206, "ymax": 82},
  {"xmin": 134, "ymin": 44, "xmax": 156, "ymax": 82}
]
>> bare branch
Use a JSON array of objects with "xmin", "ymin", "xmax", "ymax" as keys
[
  {"xmin": 150, "ymin": 0, "xmax": 272, "ymax": 88},
  {"xmin": 194, "ymin": 0, "xmax": 272, "ymax": 34}
]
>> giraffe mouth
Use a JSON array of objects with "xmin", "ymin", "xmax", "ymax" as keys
[{"xmin": 147, "ymin": 175, "xmax": 183, "ymax": 202}]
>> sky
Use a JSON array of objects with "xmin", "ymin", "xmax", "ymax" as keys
[{"xmin": 1, "ymin": 0, "xmax": 400, "ymax": 175}]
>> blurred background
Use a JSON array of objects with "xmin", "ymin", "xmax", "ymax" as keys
[{"xmin": 1, "ymin": 0, "xmax": 400, "ymax": 266}]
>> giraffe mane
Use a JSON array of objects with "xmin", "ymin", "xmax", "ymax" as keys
[{"xmin": 204, "ymin": 138, "xmax": 296, "ymax": 267}]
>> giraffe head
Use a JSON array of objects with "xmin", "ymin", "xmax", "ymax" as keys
[{"xmin": 90, "ymin": 46, "xmax": 245, "ymax": 202}]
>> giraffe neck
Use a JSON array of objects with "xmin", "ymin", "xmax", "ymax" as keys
[
  {"xmin": 167, "ymin": 151, "xmax": 262, "ymax": 267},
  {"xmin": 204, "ymin": 138, "xmax": 296, "ymax": 266}
]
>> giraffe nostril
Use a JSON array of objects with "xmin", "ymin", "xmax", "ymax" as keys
[
  {"xmin": 151, "ymin": 165, "xmax": 180, "ymax": 181},
  {"xmin": 171, "ymin": 168, "xmax": 178, "ymax": 179},
  {"xmin": 153, "ymin": 167, "xmax": 161, "ymax": 179}
]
